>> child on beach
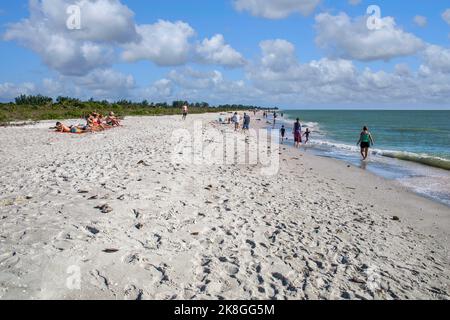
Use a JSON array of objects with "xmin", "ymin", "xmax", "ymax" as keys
[
  {"xmin": 280, "ymin": 125, "xmax": 286, "ymax": 143},
  {"xmin": 357, "ymin": 126, "xmax": 375, "ymax": 160},
  {"xmin": 303, "ymin": 128, "xmax": 311, "ymax": 144},
  {"xmin": 293, "ymin": 118, "xmax": 302, "ymax": 148}
]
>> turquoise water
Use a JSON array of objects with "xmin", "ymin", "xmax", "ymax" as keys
[{"xmin": 281, "ymin": 110, "xmax": 450, "ymax": 206}]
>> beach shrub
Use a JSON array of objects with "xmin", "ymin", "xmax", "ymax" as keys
[{"xmin": 15, "ymin": 94, "xmax": 53, "ymax": 106}]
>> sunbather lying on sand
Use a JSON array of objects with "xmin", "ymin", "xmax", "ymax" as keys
[
  {"xmin": 55, "ymin": 122, "xmax": 88, "ymax": 134},
  {"xmin": 55, "ymin": 122, "xmax": 71, "ymax": 133},
  {"xmin": 69, "ymin": 126, "xmax": 87, "ymax": 134},
  {"xmin": 53, "ymin": 111, "xmax": 120, "ymax": 134}
]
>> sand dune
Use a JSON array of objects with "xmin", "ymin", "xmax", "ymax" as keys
[{"xmin": 0, "ymin": 114, "xmax": 449, "ymax": 300}]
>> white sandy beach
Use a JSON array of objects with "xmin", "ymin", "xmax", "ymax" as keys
[{"xmin": 0, "ymin": 113, "xmax": 449, "ymax": 300}]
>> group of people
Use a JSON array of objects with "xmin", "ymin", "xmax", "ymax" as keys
[
  {"xmin": 205, "ymin": 107, "xmax": 375, "ymax": 161},
  {"xmin": 280, "ymin": 118, "xmax": 311, "ymax": 147},
  {"xmin": 54, "ymin": 112, "xmax": 121, "ymax": 134},
  {"xmin": 231, "ymin": 112, "xmax": 251, "ymax": 131},
  {"xmin": 286, "ymin": 118, "xmax": 374, "ymax": 159},
  {"xmin": 262, "ymin": 111, "xmax": 283, "ymax": 119}
]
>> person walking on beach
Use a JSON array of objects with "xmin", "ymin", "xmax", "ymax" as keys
[
  {"xmin": 243, "ymin": 113, "xmax": 250, "ymax": 131},
  {"xmin": 280, "ymin": 125, "xmax": 286, "ymax": 144},
  {"xmin": 357, "ymin": 126, "xmax": 375, "ymax": 160},
  {"xmin": 293, "ymin": 118, "xmax": 302, "ymax": 148},
  {"xmin": 232, "ymin": 112, "xmax": 240, "ymax": 131},
  {"xmin": 303, "ymin": 128, "xmax": 311, "ymax": 144},
  {"xmin": 182, "ymin": 105, "xmax": 188, "ymax": 120},
  {"xmin": 273, "ymin": 112, "xmax": 277, "ymax": 128}
]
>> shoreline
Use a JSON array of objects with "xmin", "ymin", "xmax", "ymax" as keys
[
  {"xmin": 248, "ymin": 112, "xmax": 450, "ymax": 238},
  {"xmin": 0, "ymin": 113, "xmax": 449, "ymax": 299},
  {"xmin": 274, "ymin": 113, "xmax": 450, "ymax": 207}
]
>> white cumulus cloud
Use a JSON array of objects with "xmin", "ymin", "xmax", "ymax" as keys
[
  {"xmin": 149, "ymin": 67, "xmax": 256, "ymax": 104},
  {"xmin": 422, "ymin": 45, "xmax": 450, "ymax": 74},
  {"xmin": 73, "ymin": 69, "xmax": 135, "ymax": 94},
  {"xmin": 3, "ymin": 0, "xmax": 137, "ymax": 75},
  {"xmin": 4, "ymin": 0, "xmax": 248, "ymax": 79},
  {"xmin": 314, "ymin": 12, "xmax": 425, "ymax": 61},
  {"xmin": 121, "ymin": 20, "xmax": 195, "ymax": 66},
  {"xmin": 36, "ymin": 0, "xmax": 139, "ymax": 43},
  {"xmin": 196, "ymin": 34, "xmax": 246, "ymax": 68},
  {"xmin": 244, "ymin": 39, "xmax": 450, "ymax": 104}
]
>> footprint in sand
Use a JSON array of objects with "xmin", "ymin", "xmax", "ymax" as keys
[
  {"xmin": 124, "ymin": 285, "xmax": 144, "ymax": 300},
  {"xmin": 246, "ymin": 239, "xmax": 256, "ymax": 249}
]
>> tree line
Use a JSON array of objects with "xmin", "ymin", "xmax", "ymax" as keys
[
  {"xmin": 0, "ymin": 95, "xmax": 278, "ymax": 124},
  {"xmin": 10, "ymin": 95, "xmax": 276, "ymax": 111}
]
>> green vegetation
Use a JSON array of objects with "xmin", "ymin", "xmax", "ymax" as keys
[{"xmin": 0, "ymin": 95, "xmax": 274, "ymax": 125}]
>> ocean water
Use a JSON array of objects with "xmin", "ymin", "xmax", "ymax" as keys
[{"xmin": 280, "ymin": 110, "xmax": 450, "ymax": 206}]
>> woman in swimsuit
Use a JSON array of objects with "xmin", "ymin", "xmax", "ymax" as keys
[
  {"xmin": 87, "ymin": 115, "xmax": 104, "ymax": 132},
  {"xmin": 357, "ymin": 126, "xmax": 375, "ymax": 160},
  {"xmin": 293, "ymin": 118, "xmax": 302, "ymax": 148}
]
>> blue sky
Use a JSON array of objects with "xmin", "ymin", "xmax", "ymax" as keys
[{"xmin": 1, "ymin": 0, "xmax": 450, "ymax": 109}]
